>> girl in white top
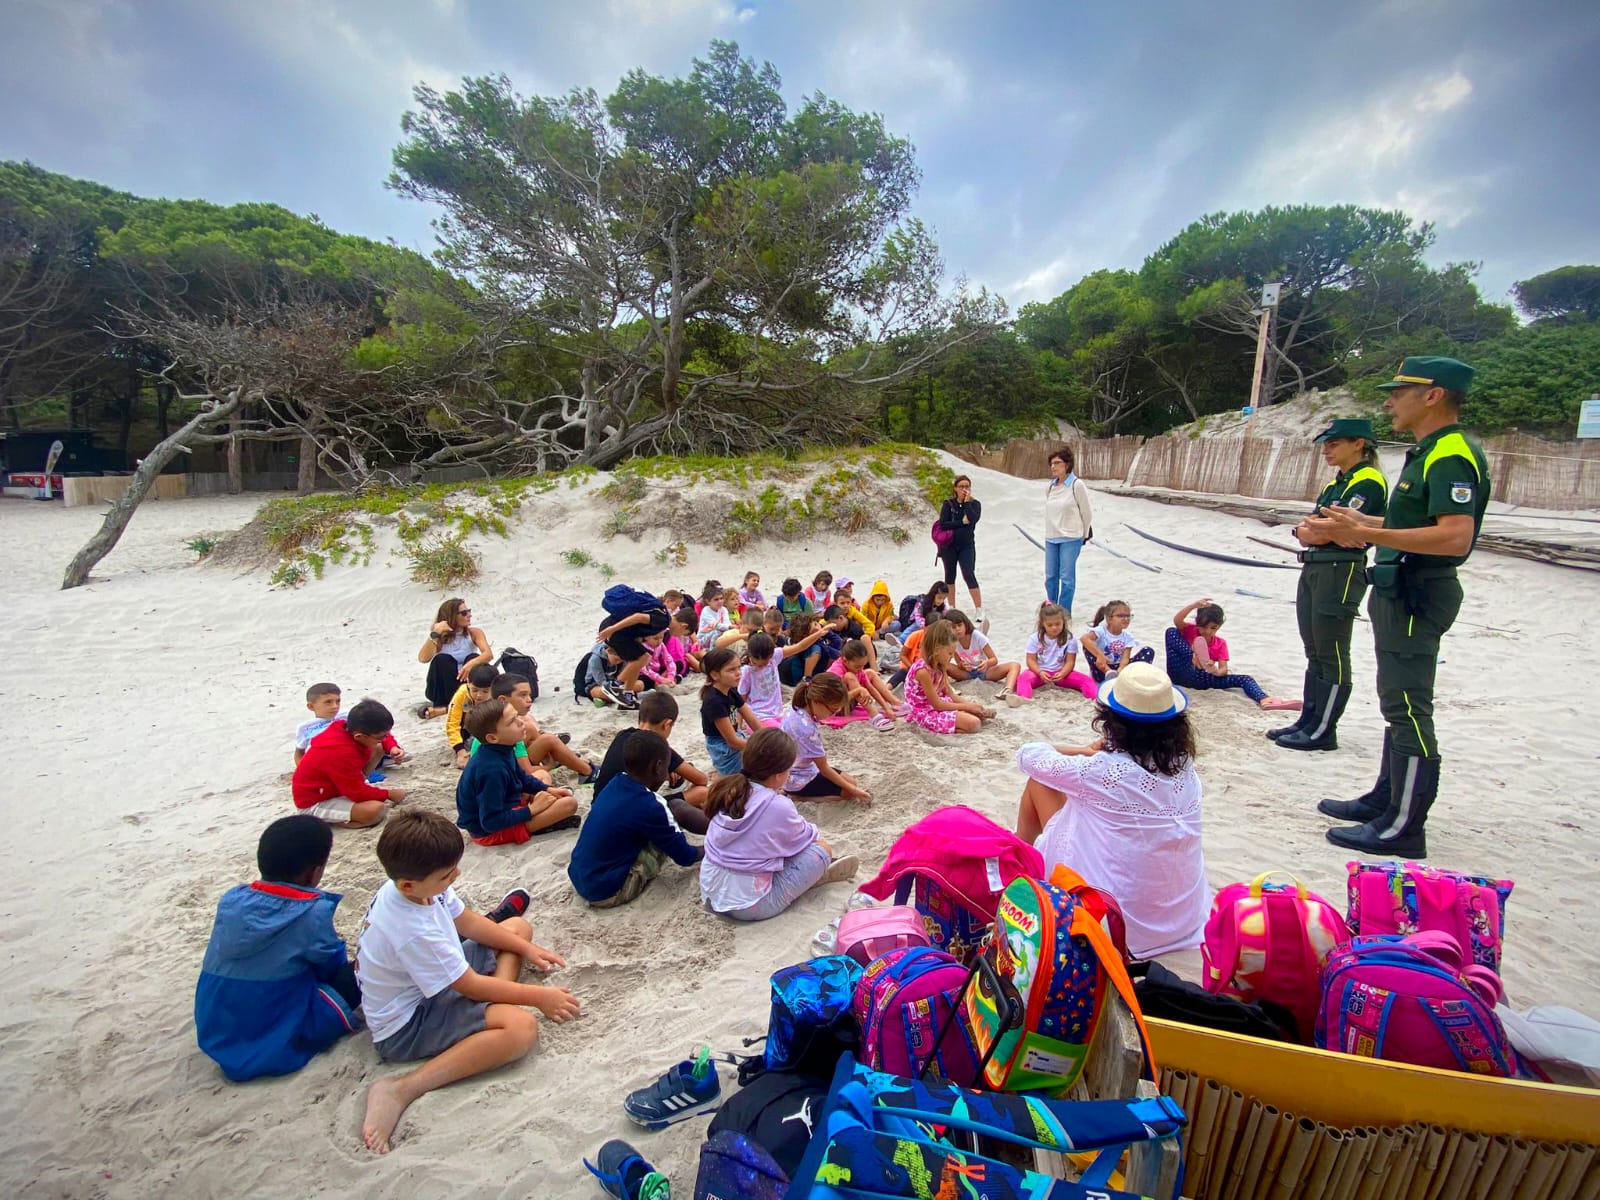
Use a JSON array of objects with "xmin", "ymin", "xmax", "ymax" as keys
[
  {"xmin": 1080, "ymin": 598, "xmax": 1156, "ymax": 684},
  {"xmin": 697, "ymin": 583, "xmax": 733, "ymax": 649},
  {"xmin": 1018, "ymin": 602, "xmax": 1097, "ymax": 700},
  {"xmin": 943, "ymin": 609, "xmax": 1023, "ymax": 704},
  {"xmin": 1013, "ymin": 662, "xmax": 1208, "ymax": 960}
]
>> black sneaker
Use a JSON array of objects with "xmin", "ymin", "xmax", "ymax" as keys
[
  {"xmin": 584, "ymin": 1139, "xmax": 671, "ymax": 1200},
  {"xmin": 531, "ymin": 814, "xmax": 582, "ymax": 837},
  {"xmin": 578, "ymin": 759, "xmax": 602, "ymax": 786},
  {"xmin": 486, "ymin": 888, "xmax": 531, "ymax": 923}
]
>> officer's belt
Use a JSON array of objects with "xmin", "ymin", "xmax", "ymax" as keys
[{"xmin": 1298, "ymin": 551, "xmax": 1365, "ymax": 564}]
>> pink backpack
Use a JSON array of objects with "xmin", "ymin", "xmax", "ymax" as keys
[
  {"xmin": 1202, "ymin": 871, "xmax": 1349, "ymax": 1043},
  {"xmin": 836, "ymin": 906, "xmax": 929, "ymax": 966},
  {"xmin": 1345, "ymin": 861, "xmax": 1514, "ymax": 975},
  {"xmin": 1316, "ymin": 932, "xmax": 1517, "ymax": 1076},
  {"xmin": 852, "ymin": 946, "xmax": 981, "ymax": 1086},
  {"xmin": 858, "ymin": 806, "xmax": 1044, "ymax": 965}
]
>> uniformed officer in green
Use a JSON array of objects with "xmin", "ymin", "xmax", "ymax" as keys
[
  {"xmin": 1270, "ymin": 418, "xmax": 1388, "ymax": 752},
  {"xmin": 1304, "ymin": 356, "xmax": 1489, "ymax": 859}
]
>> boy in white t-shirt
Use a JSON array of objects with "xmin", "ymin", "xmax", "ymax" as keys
[
  {"xmin": 294, "ymin": 682, "xmax": 408, "ymax": 768},
  {"xmin": 356, "ymin": 810, "xmax": 580, "ymax": 1154}
]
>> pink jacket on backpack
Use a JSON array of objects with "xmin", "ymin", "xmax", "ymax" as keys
[{"xmin": 859, "ymin": 806, "xmax": 1045, "ymax": 922}]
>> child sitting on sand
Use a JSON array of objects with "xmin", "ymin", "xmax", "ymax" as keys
[
  {"xmin": 1080, "ymin": 599, "xmax": 1156, "ymax": 684},
  {"xmin": 195, "ymin": 815, "xmax": 364, "ymax": 1081},
  {"xmin": 1013, "ymin": 662, "xmax": 1208, "ymax": 959},
  {"xmin": 778, "ymin": 612, "xmax": 836, "ymax": 686},
  {"xmin": 668, "ymin": 608, "xmax": 701, "ymax": 677},
  {"xmin": 640, "ymin": 630, "xmax": 678, "ymax": 688},
  {"xmin": 944, "ymin": 610, "xmax": 1023, "ymax": 704},
  {"xmin": 830, "ymin": 579, "xmax": 880, "ymax": 669},
  {"xmin": 700, "ymin": 646, "xmax": 762, "ymax": 775},
  {"xmin": 738, "ymin": 571, "xmax": 766, "ymax": 613},
  {"xmin": 358, "ymin": 810, "xmax": 579, "ymax": 1154},
  {"xmin": 697, "ymin": 582, "xmax": 732, "ymax": 649},
  {"xmin": 476, "ymin": 673, "xmax": 597, "ymax": 785},
  {"xmin": 907, "ymin": 580, "xmax": 951, "ymax": 631},
  {"xmin": 294, "ymin": 682, "xmax": 408, "ymax": 767},
  {"xmin": 456, "ymin": 700, "xmax": 580, "ymax": 846},
  {"xmin": 775, "ymin": 577, "xmax": 812, "ymax": 627},
  {"xmin": 567, "ymin": 732, "xmax": 705, "ymax": 908},
  {"xmin": 700, "ymin": 729, "xmax": 861, "ymax": 922},
  {"xmin": 761, "ymin": 606, "xmax": 787, "ymax": 648},
  {"xmin": 1166, "ymin": 598, "xmax": 1300, "ymax": 711},
  {"xmin": 583, "ymin": 640, "xmax": 632, "ymax": 709},
  {"xmin": 292, "ymin": 700, "xmax": 409, "ymax": 827},
  {"xmin": 861, "ymin": 579, "xmax": 899, "ymax": 639},
  {"xmin": 906, "ymin": 620, "xmax": 996, "ymax": 735},
  {"xmin": 741, "ymin": 628, "xmax": 827, "ymax": 726},
  {"xmin": 446, "ymin": 663, "xmax": 499, "ymax": 768},
  {"xmin": 1019, "ymin": 602, "xmax": 1097, "ymax": 701},
  {"xmin": 827, "ymin": 638, "xmax": 905, "ymax": 730},
  {"xmin": 590, "ymin": 691, "xmax": 710, "ymax": 833},
  {"xmin": 782, "ymin": 673, "xmax": 873, "ymax": 801},
  {"xmin": 804, "ymin": 570, "xmax": 834, "ymax": 611}
]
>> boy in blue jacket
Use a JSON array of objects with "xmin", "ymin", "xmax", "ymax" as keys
[
  {"xmin": 568, "ymin": 731, "xmax": 703, "ymax": 908},
  {"xmin": 194, "ymin": 816, "xmax": 363, "ymax": 1081},
  {"xmin": 455, "ymin": 699, "xmax": 579, "ymax": 846}
]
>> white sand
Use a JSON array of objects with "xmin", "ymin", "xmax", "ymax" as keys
[{"xmin": 3, "ymin": 457, "xmax": 1597, "ymax": 1197}]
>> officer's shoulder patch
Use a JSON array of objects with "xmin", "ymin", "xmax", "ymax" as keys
[
  {"xmin": 1348, "ymin": 495, "xmax": 1366, "ymax": 511},
  {"xmin": 1450, "ymin": 482, "xmax": 1473, "ymax": 504}
]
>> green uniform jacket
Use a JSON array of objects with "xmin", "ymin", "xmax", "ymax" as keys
[
  {"xmin": 1306, "ymin": 465, "xmax": 1388, "ymax": 558},
  {"xmin": 1377, "ymin": 424, "xmax": 1490, "ymax": 568}
]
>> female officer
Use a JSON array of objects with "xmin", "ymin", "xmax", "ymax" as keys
[{"xmin": 1271, "ymin": 418, "xmax": 1387, "ymax": 751}]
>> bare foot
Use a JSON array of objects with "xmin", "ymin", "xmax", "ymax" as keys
[{"xmin": 362, "ymin": 1076, "xmax": 411, "ymax": 1154}]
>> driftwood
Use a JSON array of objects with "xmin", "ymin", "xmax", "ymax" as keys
[{"xmin": 1124, "ymin": 523, "xmax": 1299, "ymax": 570}]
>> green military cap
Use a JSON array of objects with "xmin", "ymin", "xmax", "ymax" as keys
[
  {"xmin": 1375, "ymin": 355, "xmax": 1474, "ymax": 393},
  {"xmin": 1313, "ymin": 417, "xmax": 1376, "ymax": 443}
]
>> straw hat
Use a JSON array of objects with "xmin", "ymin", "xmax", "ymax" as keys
[{"xmin": 1098, "ymin": 661, "xmax": 1188, "ymax": 721}]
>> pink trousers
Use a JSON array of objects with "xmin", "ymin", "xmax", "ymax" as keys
[{"xmin": 1016, "ymin": 669, "xmax": 1097, "ymax": 700}]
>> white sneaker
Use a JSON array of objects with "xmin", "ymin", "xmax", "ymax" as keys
[
  {"xmin": 823, "ymin": 854, "xmax": 860, "ymax": 884},
  {"xmin": 974, "ymin": 607, "xmax": 991, "ymax": 635}
]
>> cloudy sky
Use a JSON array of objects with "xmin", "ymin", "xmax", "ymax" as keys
[{"xmin": 5, "ymin": 0, "xmax": 1597, "ymax": 310}]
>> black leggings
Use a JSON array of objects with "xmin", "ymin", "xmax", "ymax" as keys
[
  {"xmin": 327, "ymin": 962, "xmax": 361, "ymax": 1009},
  {"xmin": 1086, "ymin": 645, "xmax": 1155, "ymax": 683},
  {"xmin": 940, "ymin": 544, "xmax": 978, "ymax": 590},
  {"xmin": 425, "ymin": 654, "xmax": 463, "ymax": 707}
]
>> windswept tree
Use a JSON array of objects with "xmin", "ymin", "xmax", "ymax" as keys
[
  {"xmin": 388, "ymin": 40, "xmax": 998, "ymax": 469},
  {"xmin": 1512, "ymin": 265, "xmax": 1600, "ymax": 324}
]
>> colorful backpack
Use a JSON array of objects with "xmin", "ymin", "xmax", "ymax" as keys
[
  {"xmin": 1316, "ymin": 931, "xmax": 1517, "ymax": 1076},
  {"xmin": 853, "ymin": 946, "xmax": 981, "ymax": 1086},
  {"xmin": 836, "ymin": 906, "xmax": 929, "ymax": 967},
  {"xmin": 859, "ymin": 806, "xmax": 1045, "ymax": 965},
  {"xmin": 765, "ymin": 955, "xmax": 862, "ymax": 1076},
  {"xmin": 694, "ymin": 1130, "xmax": 788, "ymax": 1200},
  {"xmin": 1345, "ymin": 861, "xmax": 1514, "ymax": 975},
  {"xmin": 963, "ymin": 866, "xmax": 1153, "ymax": 1097},
  {"xmin": 1202, "ymin": 870, "xmax": 1349, "ymax": 1043},
  {"xmin": 790, "ymin": 1054, "xmax": 1187, "ymax": 1200}
]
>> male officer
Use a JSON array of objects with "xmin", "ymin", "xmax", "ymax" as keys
[{"xmin": 1303, "ymin": 357, "xmax": 1488, "ymax": 858}]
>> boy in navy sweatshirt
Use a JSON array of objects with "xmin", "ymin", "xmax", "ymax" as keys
[
  {"xmin": 195, "ymin": 816, "xmax": 363, "ymax": 1081},
  {"xmin": 455, "ymin": 700, "xmax": 579, "ymax": 846},
  {"xmin": 567, "ymin": 731, "xmax": 703, "ymax": 908}
]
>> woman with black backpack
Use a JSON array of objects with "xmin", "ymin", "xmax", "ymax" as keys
[{"xmin": 936, "ymin": 475, "xmax": 984, "ymax": 628}]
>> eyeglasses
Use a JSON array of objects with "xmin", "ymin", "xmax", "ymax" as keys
[{"xmin": 458, "ymin": 608, "xmax": 472, "ymax": 616}]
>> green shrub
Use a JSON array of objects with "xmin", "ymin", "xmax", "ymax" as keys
[
  {"xmin": 186, "ymin": 536, "xmax": 217, "ymax": 559},
  {"xmin": 405, "ymin": 535, "xmax": 479, "ymax": 588}
]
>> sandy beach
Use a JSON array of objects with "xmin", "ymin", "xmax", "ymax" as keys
[{"xmin": 2, "ymin": 455, "xmax": 1597, "ymax": 1198}]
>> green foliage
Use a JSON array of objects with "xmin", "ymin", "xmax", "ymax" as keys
[
  {"xmin": 269, "ymin": 560, "xmax": 309, "ymax": 589},
  {"xmin": 888, "ymin": 526, "xmax": 910, "ymax": 545},
  {"xmin": 561, "ymin": 548, "xmax": 595, "ymax": 568},
  {"xmin": 601, "ymin": 506, "xmax": 641, "ymax": 540},
  {"xmin": 1458, "ymin": 320, "xmax": 1600, "ymax": 435},
  {"xmin": 186, "ymin": 536, "xmax": 217, "ymax": 559},
  {"xmin": 405, "ymin": 534, "xmax": 479, "ymax": 588},
  {"xmin": 1512, "ymin": 266, "xmax": 1600, "ymax": 324}
]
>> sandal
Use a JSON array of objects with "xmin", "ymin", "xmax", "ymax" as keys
[
  {"xmin": 584, "ymin": 1139, "xmax": 672, "ymax": 1200},
  {"xmin": 415, "ymin": 703, "xmax": 433, "ymax": 719},
  {"xmin": 870, "ymin": 713, "xmax": 895, "ymax": 732}
]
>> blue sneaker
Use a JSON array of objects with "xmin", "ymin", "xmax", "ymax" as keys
[
  {"xmin": 623, "ymin": 1048, "xmax": 721, "ymax": 1130},
  {"xmin": 584, "ymin": 1139, "xmax": 671, "ymax": 1199}
]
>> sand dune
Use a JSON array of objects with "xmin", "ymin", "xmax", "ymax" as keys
[{"xmin": 2, "ymin": 455, "xmax": 1596, "ymax": 1198}]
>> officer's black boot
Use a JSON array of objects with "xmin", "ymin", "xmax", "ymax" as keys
[
  {"xmin": 1325, "ymin": 747, "xmax": 1437, "ymax": 860},
  {"xmin": 1278, "ymin": 677, "xmax": 1350, "ymax": 751},
  {"xmin": 1267, "ymin": 668, "xmax": 1317, "ymax": 741},
  {"xmin": 1316, "ymin": 730, "xmax": 1391, "ymax": 820}
]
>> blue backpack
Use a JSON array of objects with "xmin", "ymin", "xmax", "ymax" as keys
[
  {"xmin": 602, "ymin": 584, "xmax": 665, "ymax": 620},
  {"xmin": 765, "ymin": 956, "xmax": 862, "ymax": 1077}
]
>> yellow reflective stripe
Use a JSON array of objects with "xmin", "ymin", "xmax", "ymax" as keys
[
  {"xmin": 1334, "ymin": 635, "xmax": 1345, "ymax": 686},
  {"xmin": 1393, "ymin": 374, "xmax": 1435, "ymax": 384},
  {"xmin": 1340, "ymin": 561, "xmax": 1356, "ymax": 605},
  {"xmin": 1402, "ymin": 690, "xmax": 1430, "ymax": 757},
  {"xmin": 1421, "ymin": 432, "xmax": 1481, "ymax": 483},
  {"xmin": 1345, "ymin": 465, "xmax": 1387, "ymax": 491}
]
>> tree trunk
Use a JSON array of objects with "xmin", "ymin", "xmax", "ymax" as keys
[
  {"xmin": 226, "ymin": 408, "xmax": 243, "ymax": 495},
  {"xmin": 296, "ymin": 434, "xmax": 317, "ymax": 493},
  {"xmin": 61, "ymin": 391, "xmax": 243, "ymax": 590}
]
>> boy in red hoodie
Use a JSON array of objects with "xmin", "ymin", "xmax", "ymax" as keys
[{"xmin": 292, "ymin": 699, "xmax": 409, "ymax": 827}]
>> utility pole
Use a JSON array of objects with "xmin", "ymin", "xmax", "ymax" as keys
[{"xmin": 1245, "ymin": 281, "xmax": 1282, "ymax": 430}]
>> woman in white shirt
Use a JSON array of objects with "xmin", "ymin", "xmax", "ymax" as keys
[
  {"xmin": 1043, "ymin": 446, "xmax": 1094, "ymax": 617},
  {"xmin": 1014, "ymin": 662, "xmax": 1208, "ymax": 959}
]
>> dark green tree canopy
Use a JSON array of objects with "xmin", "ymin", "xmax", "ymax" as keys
[{"xmin": 1513, "ymin": 265, "xmax": 1600, "ymax": 324}]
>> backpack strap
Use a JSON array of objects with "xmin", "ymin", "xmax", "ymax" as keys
[
  {"xmin": 1401, "ymin": 930, "xmax": 1468, "ymax": 969},
  {"xmin": 1262, "ymin": 886, "xmax": 1319, "ymax": 1009},
  {"xmin": 1048, "ymin": 864, "xmax": 1131, "ymax": 962},
  {"xmin": 1249, "ymin": 870, "xmax": 1308, "ymax": 900}
]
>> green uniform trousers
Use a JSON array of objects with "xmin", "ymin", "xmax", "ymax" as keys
[
  {"xmin": 1295, "ymin": 558, "xmax": 1368, "ymax": 685},
  {"xmin": 1368, "ymin": 570, "xmax": 1463, "ymax": 759}
]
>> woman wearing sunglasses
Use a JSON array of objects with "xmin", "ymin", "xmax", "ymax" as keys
[{"xmin": 417, "ymin": 597, "xmax": 492, "ymax": 717}]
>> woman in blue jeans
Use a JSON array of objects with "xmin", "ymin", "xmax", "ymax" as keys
[{"xmin": 1043, "ymin": 446, "xmax": 1094, "ymax": 615}]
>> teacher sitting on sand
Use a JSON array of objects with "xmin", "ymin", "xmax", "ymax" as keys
[
  {"xmin": 1043, "ymin": 446, "xmax": 1093, "ymax": 616},
  {"xmin": 1013, "ymin": 662, "xmax": 1206, "ymax": 959},
  {"xmin": 417, "ymin": 597, "xmax": 492, "ymax": 718}
]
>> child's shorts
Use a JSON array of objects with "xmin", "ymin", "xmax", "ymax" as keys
[
  {"xmin": 706, "ymin": 734, "xmax": 742, "ymax": 776},
  {"xmin": 303, "ymin": 797, "xmax": 380, "ymax": 825},
  {"xmin": 589, "ymin": 846, "xmax": 667, "ymax": 909},
  {"xmin": 474, "ymin": 823, "xmax": 532, "ymax": 847},
  {"xmin": 373, "ymin": 940, "xmax": 498, "ymax": 1062}
]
